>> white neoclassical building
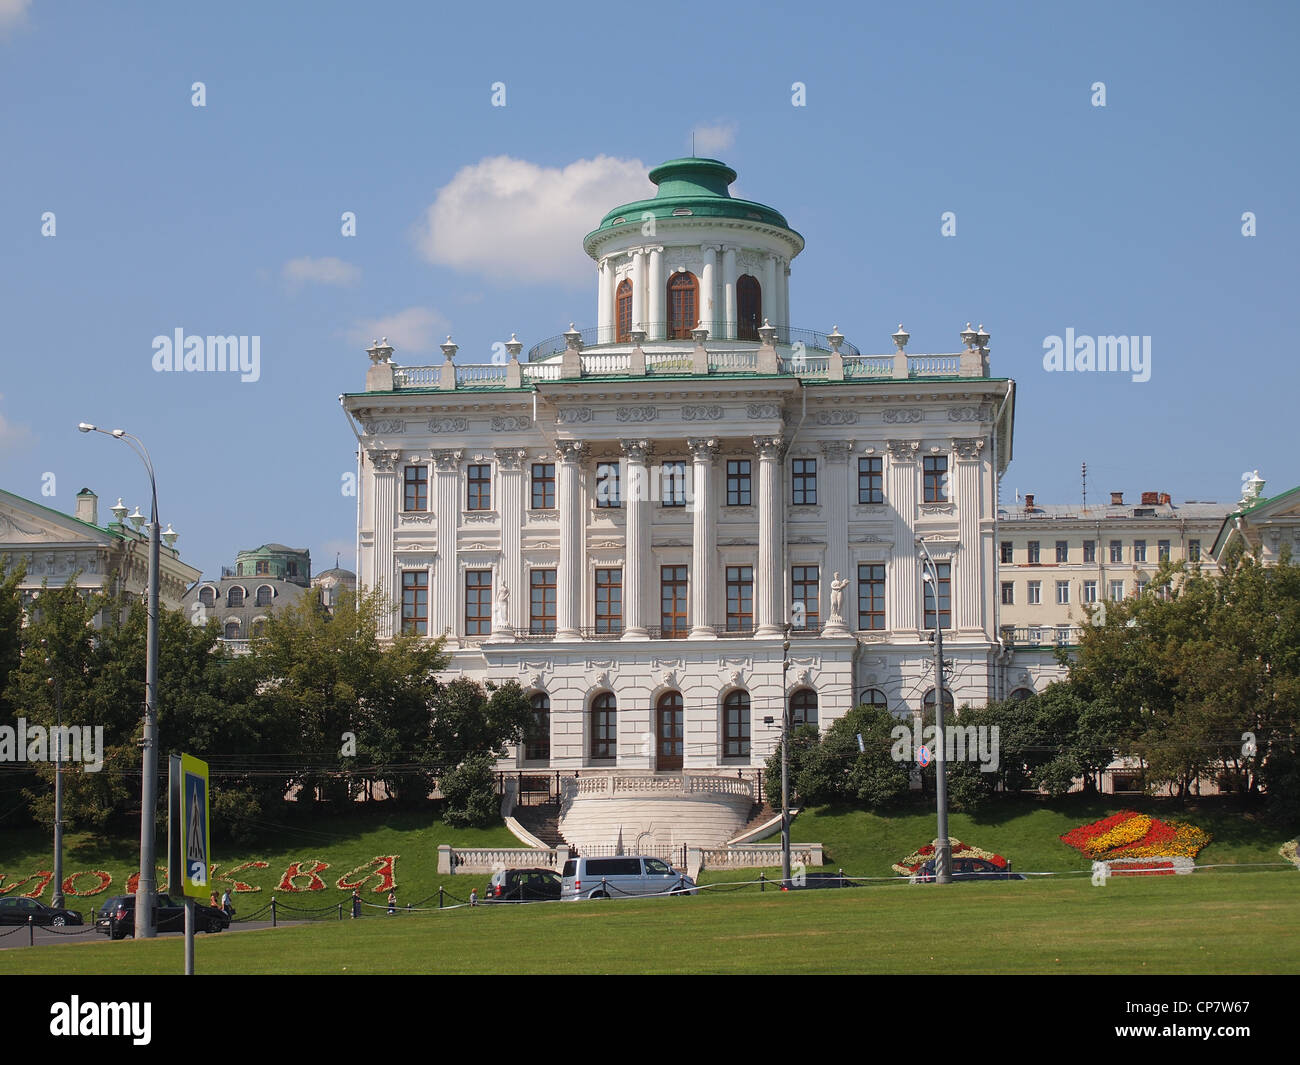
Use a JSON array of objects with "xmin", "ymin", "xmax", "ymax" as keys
[{"xmin": 341, "ymin": 158, "xmax": 1016, "ymax": 846}]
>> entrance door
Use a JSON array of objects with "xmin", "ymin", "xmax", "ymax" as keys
[{"xmin": 656, "ymin": 692, "xmax": 684, "ymax": 771}]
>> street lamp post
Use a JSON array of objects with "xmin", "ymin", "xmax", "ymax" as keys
[
  {"xmin": 780, "ymin": 626, "xmax": 791, "ymax": 888},
  {"xmin": 917, "ymin": 538, "xmax": 952, "ymax": 885},
  {"xmin": 79, "ymin": 423, "xmax": 162, "ymax": 937},
  {"xmin": 44, "ymin": 641, "xmax": 65, "ymax": 909}
]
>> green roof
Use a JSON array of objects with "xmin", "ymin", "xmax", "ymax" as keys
[{"xmin": 586, "ymin": 158, "xmax": 799, "ymax": 244}]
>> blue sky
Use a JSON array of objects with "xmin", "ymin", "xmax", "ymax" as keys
[{"xmin": 2, "ymin": 0, "xmax": 1296, "ymax": 578}]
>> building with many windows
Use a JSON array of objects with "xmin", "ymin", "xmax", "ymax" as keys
[
  {"xmin": 181, "ymin": 543, "xmax": 312, "ymax": 652},
  {"xmin": 341, "ymin": 157, "xmax": 1018, "ymax": 845}
]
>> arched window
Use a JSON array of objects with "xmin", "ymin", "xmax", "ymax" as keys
[
  {"xmin": 861, "ymin": 688, "xmax": 889, "ymax": 710},
  {"xmin": 922, "ymin": 687, "xmax": 955, "ymax": 713},
  {"xmin": 1008, "ymin": 687, "xmax": 1034, "ymax": 702},
  {"xmin": 737, "ymin": 274, "xmax": 761, "ymax": 340},
  {"xmin": 227, "ymin": 586, "xmax": 244, "ymax": 608},
  {"xmin": 667, "ymin": 271, "xmax": 698, "ymax": 339},
  {"xmin": 615, "ymin": 278, "xmax": 633, "ymax": 343},
  {"xmin": 790, "ymin": 688, "xmax": 818, "ymax": 728},
  {"xmin": 250, "ymin": 618, "xmax": 267, "ymax": 637},
  {"xmin": 255, "ymin": 585, "xmax": 273, "ymax": 607},
  {"xmin": 199, "ymin": 586, "xmax": 216, "ymax": 608},
  {"xmin": 723, "ymin": 690, "xmax": 750, "ymax": 759},
  {"xmin": 526, "ymin": 693, "xmax": 550, "ymax": 762},
  {"xmin": 590, "ymin": 693, "xmax": 616, "ymax": 761},
  {"xmin": 223, "ymin": 620, "xmax": 241, "ymax": 640},
  {"xmin": 656, "ymin": 691, "xmax": 684, "ymax": 771}
]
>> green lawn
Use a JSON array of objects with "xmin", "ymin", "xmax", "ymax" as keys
[{"xmin": 3, "ymin": 873, "xmax": 1297, "ymax": 975}]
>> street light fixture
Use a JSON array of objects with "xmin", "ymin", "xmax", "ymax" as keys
[
  {"xmin": 917, "ymin": 537, "xmax": 953, "ymax": 885},
  {"xmin": 79, "ymin": 422, "xmax": 162, "ymax": 937},
  {"xmin": 780, "ymin": 625, "xmax": 792, "ymax": 888}
]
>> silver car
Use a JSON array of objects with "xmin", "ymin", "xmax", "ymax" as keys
[{"xmin": 560, "ymin": 856, "xmax": 696, "ymax": 900}]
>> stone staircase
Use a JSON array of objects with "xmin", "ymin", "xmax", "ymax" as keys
[{"xmin": 513, "ymin": 799, "xmax": 565, "ymax": 848}]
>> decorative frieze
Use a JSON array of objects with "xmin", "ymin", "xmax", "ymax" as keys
[
  {"xmin": 556, "ymin": 407, "xmax": 594, "ymax": 424},
  {"xmin": 814, "ymin": 410, "xmax": 858, "ymax": 426},
  {"xmin": 428, "ymin": 417, "xmax": 469, "ymax": 433},
  {"xmin": 947, "ymin": 405, "xmax": 992, "ymax": 422},
  {"xmin": 363, "ymin": 419, "xmax": 406, "ymax": 434},
  {"xmin": 491, "ymin": 416, "xmax": 532, "ymax": 432},
  {"xmin": 746, "ymin": 402, "xmax": 782, "ymax": 420},
  {"xmin": 682, "ymin": 405, "xmax": 723, "ymax": 420},
  {"xmin": 883, "ymin": 408, "xmax": 923, "ymax": 424},
  {"xmin": 616, "ymin": 406, "xmax": 658, "ymax": 423}
]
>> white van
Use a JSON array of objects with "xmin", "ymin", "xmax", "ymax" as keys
[{"xmin": 560, "ymin": 855, "xmax": 697, "ymax": 900}]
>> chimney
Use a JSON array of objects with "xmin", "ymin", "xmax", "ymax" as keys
[
  {"xmin": 1141, "ymin": 491, "xmax": 1159, "ymax": 505},
  {"xmin": 75, "ymin": 488, "xmax": 98, "ymax": 526},
  {"xmin": 1159, "ymin": 492, "xmax": 1171, "ymax": 505},
  {"xmin": 1024, "ymin": 493, "xmax": 1035, "ymax": 510},
  {"xmin": 1110, "ymin": 491, "xmax": 1124, "ymax": 506}
]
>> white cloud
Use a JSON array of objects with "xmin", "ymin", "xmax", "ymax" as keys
[
  {"xmin": 691, "ymin": 122, "xmax": 736, "ymax": 156},
  {"xmin": 346, "ymin": 307, "xmax": 447, "ymax": 357},
  {"xmin": 415, "ymin": 155, "xmax": 651, "ymax": 286},
  {"xmin": 0, "ymin": 0, "xmax": 31, "ymax": 35},
  {"xmin": 283, "ymin": 256, "xmax": 360, "ymax": 287},
  {"xmin": 0, "ymin": 395, "xmax": 31, "ymax": 452}
]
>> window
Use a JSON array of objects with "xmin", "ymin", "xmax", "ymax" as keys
[
  {"xmin": 790, "ymin": 689, "xmax": 818, "ymax": 728},
  {"xmin": 792, "ymin": 565, "xmax": 819, "ymax": 630},
  {"xmin": 661, "ymin": 565, "xmax": 688, "ymax": 637},
  {"xmin": 1056, "ymin": 580, "xmax": 1070, "ymax": 605},
  {"xmin": 1109, "ymin": 540, "xmax": 1123, "ymax": 563},
  {"xmin": 667, "ymin": 271, "xmax": 698, "ymax": 339},
  {"xmin": 401, "ymin": 572, "xmax": 428, "ymax": 635},
  {"xmin": 1134, "ymin": 540, "xmax": 1146, "ymax": 563},
  {"xmin": 923, "ymin": 562, "xmax": 951, "ymax": 629},
  {"xmin": 726, "ymin": 566, "xmax": 753, "ymax": 632},
  {"xmin": 723, "ymin": 690, "xmax": 750, "ymax": 758},
  {"xmin": 529, "ymin": 569, "xmax": 556, "ymax": 635},
  {"xmin": 199, "ymin": 586, "xmax": 216, "ymax": 608},
  {"xmin": 861, "ymin": 688, "xmax": 888, "ymax": 709},
  {"xmin": 227, "ymin": 586, "xmax": 244, "ymax": 608},
  {"xmin": 404, "ymin": 465, "xmax": 427, "ymax": 512},
  {"xmin": 255, "ymin": 585, "xmax": 272, "ymax": 607},
  {"xmin": 590, "ymin": 693, "xmax": 617, "ymax": 761},
  {"xmin": 224, "ymin": 621, "xmax": 241, "ymax": 640},
  {"xmin": 923, "ymin": 456, "xmax": 948, "ymax": 502},
  {"xmin": 465, "ymin": 571, "xmax": 492, "ymax": 635},
  {"xmin": 857, "ymin": 564, "xmax": 885, "ymax": 630},
  {"xmin": 595, "ymin": 568, "xmax": 622, "ymax": 634},
  {"xmin": 1001, "ymin": 582, "xmax": 1014, "ymax": 605},
  {"xmin": 727, "ymin": 460, "xmax": 751, "ymax": 506},
  {"xmin": 287, "ymin": 561, "xmax": 298, "ymax": 577},
  {"xmin": 1083, "ymin": 580, "xmax": 1098, "ymax": 603},
  {"xmin": 1000, "ymin": 541, "xmax": 1013, "ymax": 564},
  {"xmin": 255, "ymin": 560, "xmax": 269, "ymax": 575},
  {"xmin": 858, "ymin": 457, "xmax": 883, "ymax": 504},
  {"xmin": 922, "ymin": 687, "xmax": 955, "ymax": 713},
  {"xmin": 1083, "ymin": 540, "xmax": 1096, "ymax": 563},
  {"xmin": 1027, "ymin": 580, "xmax": 1042, "ymax": 605},
  {"xmin": 1109, "ymin": 579, "xmax": 1124, "ymax": 602},
  {"xmin": 1056, "ymin": 541, "xmax": 1069, "ymax": 563},
  {"xmin": 1027, "ymin": 541, "xmax": 1040, "ymax": 564},
  {"xmin": 1008, "ymin": 688, "xmax": 1033, "ymax": 702},
  {"xmin": 595, "ymin": 461, "xmax": 621, "ymax": 508},
  {"xmin": 1158, "ymin": 539, "xmax": 1171, "ymax": 562},
  {"xmin": 615, "ymin": 279, "xmax": 632, "ymax": 343},
  {"xmin": 525, "ymin": 693, "xmax": 550, "ymax": 761},
  {"xmin": 531, "ymin": 463, "xmax": 555, "ymax": 509},
  {"xmin": 656, "ymin": 691, "xmax": 684, "ymax": 769},
  {"xmin": 467, "ymin": 464, "xmax": 492, "ymax": 511},
  {"xmin": 737, "ymin": 274, "xmax": 761, "ymax": 340},
  {"xmin": 1135, "ymin": 578, "xmax": 1149, "ymax": 596},
  {"xmin": 792, "ymin": 458, "xmax": 817, "ymax": 505},
  {"xmin": 1188, "ymin": 539, "xmax": 1201, "ymax": 562},
  {"xmin": 660, "ymin": 460, "xmax": 687, "ymax": 507}
]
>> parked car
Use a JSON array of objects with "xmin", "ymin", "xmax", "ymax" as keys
[
  {"xmin": 0, "ymin": 896, "xmax": 85, "ymax": 927},
  {"xmin": 779, "ymin": 872, "xmax": 864, "ymax": 890},
  {"xmin": 909, "ymin": 858, "xmax": 1024, "ymax": 883},
  {"xmin": 95, "ymin": 894, "xmax": 230, "ymax": 939},
  {"xmin": 560, "ymin": 855, "xmax": 696, "ymax": 900},
  {"xmin": 484, "ymin": 867, "xmax": 562, "ymax": 903}
]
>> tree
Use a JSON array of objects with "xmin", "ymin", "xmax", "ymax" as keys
[{"xmin": 770, "ymin": 704, "xmax": 912, "ymax": 809}]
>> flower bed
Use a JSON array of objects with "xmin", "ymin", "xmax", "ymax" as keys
[
  {"xmin": 892, "ymin": 838, "xmax": 1008, "ymax": 876},
  {"xmin": 1062, "ymin": 811, "xmax": 1210, "ymax": 861},
  {"xmin": 1104, "ymin": 856, "xmax": 1195, "ymax": 877},
  {"xmin": 1280, "ymin": 840, "xmax": 1299, "ymax": 867}
]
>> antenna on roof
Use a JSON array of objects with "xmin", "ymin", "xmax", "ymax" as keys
[
  {"xmin": 691, "ymin": 131, "xmax": 695, "ymax": 157},
  {"xmin": 1082, "ymin": 461, "xmax": 1087, "ymax": 507}
]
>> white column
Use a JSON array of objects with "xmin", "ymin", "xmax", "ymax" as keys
[
  {"xmin": 763, "ymin": 255, "xmax": 777, "ymax": 331},
  {"xmin": 774, "ymin": 260, "xmax": 786, "ymax": 335},
  {"xmin": 496, "ymin": 448, "xmax": 527, "ymax": 631},
  {"xmin": 887, "ymin": 441, "xmax": 920, "ymax": 630},
  {"xmin": 368, "ymin": 449, "xmax": 401, "ymax": 638},
  {"xmin": 820, "ymin": 441, "xmax": 851, "ymax": 627},
  {"xmin": 632, "ymin": 250, "xmax": 647, "ymax": 334},
  {"xmin": 647, "ymin": 246, "xmax": 664, "ymax": 340},
  {"xmin": 722, "ymin": 246, "xmax": 737, "ymax": 339},
  {"xmin": 755, "ymin": 436, "xmax": 786, "ymax": 636},
  {"xmin": 687, "ymin": 437, "xmax": 719, "ymax": 638},
  {"xmin": 597, "ymin": 258, "xmax": 611, "ymax": 341},
  {"xmin": 953, "ymin": 438, "xmax": 985, "ymax": 631},
  {"xmin": 701, "ymin": 245, "xmax": 718, "ymax": 337},
  {"xmin": 621, "ymin": 439, "xmax": 653, "ymax": 639},
  {"xmin": 556, "ymin": 440, "xmax": 587, "ymax": 639},
  {"xmin": 431, "ymin": 448, "xmax": 462, "ymax": 645},
  {"xmin": 782, "ymin": 262, "xmax": 791, "ymax": 335}
]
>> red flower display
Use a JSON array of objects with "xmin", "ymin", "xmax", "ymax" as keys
[
  {"xmin": 61, "ymin": 870, "xmax": 112, "ymax": 897},
  {"xmin": 335, "ymin": 856, "xmax": 398, "ymax": 895},
  {"xmin": 277, "ymin": 860, "xmax": 330, "ymax": 892}
]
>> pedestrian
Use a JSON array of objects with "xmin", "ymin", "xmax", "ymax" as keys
[
  {"xmin": 469, "ymin": 888, "xmax": 478, "ymax": 907},
  {"xmin": 351, "ymin": 889, "xmax": 361, "ymax": 919},
  {"xmin": 221, "ymin": 889, "xmax": 234, "ymax": 920},
  {"xmin": 209, "ymin": 892, "xmax": 219, "ymax": 909},
  {"xmin": 387, "ymin": 890, "xmax": 396, "ymax": 915}
]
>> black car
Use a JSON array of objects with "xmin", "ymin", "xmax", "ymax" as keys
[
  {"xmin": 484, "ymin": 868, "xmax": 562, "ymax": 903},
  {"xmin": 910, "ymin": 858, "xmax": 1025, "ymax": 883},
  {"xmin": 0, "ymin": 896, "xmax": 85, "ymax": 926},
  {"xmin": 778, "ymin": 872, "xmax": 864, "ymax": 890},
  {"xmin": 95, "ymin": 893, "xmax": 231, "ymax": 939}
]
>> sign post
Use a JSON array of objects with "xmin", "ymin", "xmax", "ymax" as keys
[{"xmin": 172, "ymin": 753, "xmax": 210, "ymax": 975}]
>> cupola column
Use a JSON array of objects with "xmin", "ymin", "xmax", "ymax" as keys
[
  {"xmin": 632, "ymin": 250, "xmax": 647, "ymax": 334},
  {"xmin": 764, "ymin": 255, "xmax": 778, "ymax": 335},
  {"xmin": 722, "ymin": 246, "xmax": 738, "ymax": 339},
  {"xmin": 687, "ymin": 438, "xmax": 719, "ymax": 639},
  {"xmin": 647, "ymin": 246, "xmax": 664, "ymax": 340},
  {"xmin": 555, "ymin": 440, "xmax": 587, "ymax": 639},
  {"xmin": 701, "ymin": 245, "xmax": 718, "ymax": 337},
  {"xmin": 597, "ymin": 258, "xmax": 612, "ymax": 340}
]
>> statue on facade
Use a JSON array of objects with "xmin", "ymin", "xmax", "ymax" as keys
[{"xmin": 829, "ymin": 572, "xmax": 850, "ymax": 619}]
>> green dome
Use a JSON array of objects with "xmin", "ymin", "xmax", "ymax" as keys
[{"xmin": 585, "ymin": 158, "xmax": 798, "ymax": 247}]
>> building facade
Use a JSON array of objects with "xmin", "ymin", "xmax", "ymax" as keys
[
  {"xmin": 182, "ymin": 543, "xmax": 312, "ymax": 652},
  {"xmin": 343, "ymin": 158, "xmax": 1015, "ymax": 778}
]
